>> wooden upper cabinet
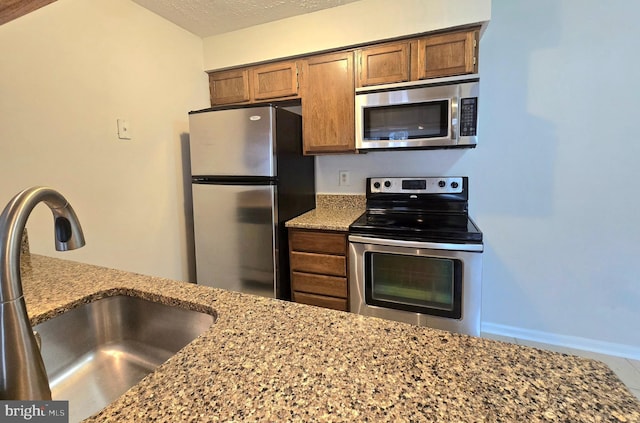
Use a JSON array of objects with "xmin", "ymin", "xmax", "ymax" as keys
[
  {"xmin": 209, "ymin": 61, "xmax": 299, "ymax": 106},
  {"xmin": 209, "ymin": 69, "xmax": 250, "ymax": 106},
  {"xmin": 416, "ymin": 28, "xmax": 479, "ymax": 80},
  {"xmin": 356, "ymin": 42, "xmax": 410, "ymax": 87},
  {"xmin": 300, "ymin": 52, "xmax": 355, "ymax": 155},
  {"xmin": 250, "ymin": 61, "xmax": 299, "ymax": 101}
]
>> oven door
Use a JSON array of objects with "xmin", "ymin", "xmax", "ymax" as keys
[
  {"xmin": 364, "ymin": 249, "xmax": 463, "ymax": 318},
  {"xmin": 349, "ymin": 235, "xmax": 483, "ymax": 335}
]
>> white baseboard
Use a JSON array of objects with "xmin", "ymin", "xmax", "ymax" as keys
[{"xmin": 481, "ymin": 322, "xmax": 640, "ymax": 360}]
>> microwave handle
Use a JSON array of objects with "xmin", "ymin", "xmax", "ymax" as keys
[{"xmin": 451, "ymin": 97, "xmax": 458, "ymax": 140}]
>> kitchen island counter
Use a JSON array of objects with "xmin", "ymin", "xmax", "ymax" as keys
[{"xmin": 22, "ymin": 255, "xmax": 640, "ymax": 422}]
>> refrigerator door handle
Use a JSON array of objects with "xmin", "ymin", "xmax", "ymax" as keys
[{"xmin": 192, "ymin": 176, "xmax": 277, "ymax": 185}]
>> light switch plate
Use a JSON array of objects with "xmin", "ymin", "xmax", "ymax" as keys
[{"xmin": 117, "ymin": 119, "xmax": 131, "ymax": 140}]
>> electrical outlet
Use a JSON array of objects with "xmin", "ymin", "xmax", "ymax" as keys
[{"xmin": 339, "ymin": 170, "xmax": 351, "ymax": 186}]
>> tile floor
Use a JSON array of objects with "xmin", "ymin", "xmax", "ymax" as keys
[{"xmin": 481, "ymin": 333, "xmax": 640, "ymax": 401}]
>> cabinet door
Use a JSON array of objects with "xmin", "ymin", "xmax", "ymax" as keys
[
  {"xmin": 300, "ymin": 52, "xmax": 355, "ymax": 154},
  {"xmin": 250, "ymin": 61, "xmax": 299, "ymax": 101},
  {"xmin": 209, "ymin": 69, "xmax": 250, "ymax": 106},
  {"xmin": 356, "ymin": 42, "xmax": 410, "ymax": 87},
  {"xmin": 416, "ymin": 29, "xmax": 478, "ymax": 80}
]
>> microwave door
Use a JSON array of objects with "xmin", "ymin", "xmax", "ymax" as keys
[
  {"xmin": 357, "ymin": 99, "xmax": 456, "ymax": 150},
  {"xmin": 366, "ymin": 101, "xmax": 453, "ymax": 148}
]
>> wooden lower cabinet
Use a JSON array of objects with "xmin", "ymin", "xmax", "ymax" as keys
[{"xmin": 289, "ymin": 228, "xmax": 349, "ymax": 311}]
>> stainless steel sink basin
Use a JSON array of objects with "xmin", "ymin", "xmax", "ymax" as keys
[{"xmin": 33, "ymin": 295, "xmax": 216, "ymax": 422}]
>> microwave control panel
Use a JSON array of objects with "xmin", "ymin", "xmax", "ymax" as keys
[{"xmin": 459, "ymin": 97, "xmax": 478, "ymax": 137}]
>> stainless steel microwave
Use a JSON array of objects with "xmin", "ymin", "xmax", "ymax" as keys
[{"xmin": 355, "ymin": 74, "xmax": 479, "ymax": 150}]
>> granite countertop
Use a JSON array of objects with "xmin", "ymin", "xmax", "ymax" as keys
[
  {"xmin": 285, "ymin": 194, "xmax": 366, "ymax": 231},
  {"xmin": 19, "ymin": 254, "xmax": 640, "ymax": 422}
]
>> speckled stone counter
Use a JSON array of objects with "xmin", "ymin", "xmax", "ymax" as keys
[
  {"xmin": 285, "ymin": 194, "xmax": 366, "ymax": 231},
  {"xmin": 22, "ymin": 255, "xmax": 640, "ymax": 422}
]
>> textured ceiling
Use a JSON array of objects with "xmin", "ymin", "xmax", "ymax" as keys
[{"xmin": 132, "ymin": 0, "xmax": 361, "ymax": 38}]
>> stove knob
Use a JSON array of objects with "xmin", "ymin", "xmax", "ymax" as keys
[
  {"xmin": 438, "ymin": 180, "xmax": 446, "ymax": 188},
  {"xmin": 373, "ymin": 181, "xmax": 381, "ymax": 189},
  {"xmin": 451, "ymin": 181, "xmax": 459, "ymax": 189},
  {"xmin": 384, "ymin": 181, "xmax": 391, "ymax": 188}
]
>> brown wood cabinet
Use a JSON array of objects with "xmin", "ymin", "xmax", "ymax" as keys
[
  {"xmin": 289, "ymin": 229, "xmax": 349, "ymax": 311},
  {"xmin": 356, "ymin": 42, "xmax": 411, "ymax": 87},
  {"xmin": 300, "ymin": 52, "xmax": 355, "ymax": 154},
  {"xmin": 209, "ymin": 69, "xmax": 250, "ymax": 106},
  {"xmin": 356, "ymin": 28, "xmax": 479, "ymax": 87},
  {"xmin": 415, "ymin": 28, "xmax": 479, "ymax": 80},
  {"xmin": 209, "ymin": 60, "xmax": 300, "ymax": 106},
  {"xmin": 251, "ymin": 61, "xmax": 299, "ymax": 101}
]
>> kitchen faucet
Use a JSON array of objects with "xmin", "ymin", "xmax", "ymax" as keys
[{"xmin": 0, "ymin": 187, "xmax": 85, "ymax": 400}]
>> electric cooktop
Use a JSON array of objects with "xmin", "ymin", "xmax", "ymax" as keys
[{"xmin": 348, "ymin": 176, "xmax": 483, "ymax": 244}]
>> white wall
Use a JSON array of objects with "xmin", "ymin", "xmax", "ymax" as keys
[
  {"xmin": 317, "ymin": 0, "xmax": 640, "ymax": 357},
  {"xmin": 0, "ymin": 0, "xmax": 209, "ymax": 281},
  {"xmin": 202, "ymin": 0, "xmax": 491, "ymax": 70}
]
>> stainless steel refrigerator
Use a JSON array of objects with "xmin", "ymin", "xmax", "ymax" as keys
[{"xmin": 188, "ymin": 105, "xmax": 315, "ymax": 299}]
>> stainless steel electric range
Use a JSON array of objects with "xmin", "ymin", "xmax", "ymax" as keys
[{"xmin": 348, "ymin": 176, "xmax": 483, "ymax": 336}]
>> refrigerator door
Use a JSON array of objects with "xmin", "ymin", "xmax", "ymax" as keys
[
  {"xmin": 192, "ymin": 182, "xmax": 276, "ymax": 298},
  {"xmin": 189, "ymin": 106, "xmax": 275, "ymax": 177}
]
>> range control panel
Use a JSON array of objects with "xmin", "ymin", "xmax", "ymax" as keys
[{"xmin": 369, "ymin": 177, "xmax": 464, "ymax": 194}]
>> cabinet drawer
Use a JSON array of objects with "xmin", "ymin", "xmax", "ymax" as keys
[
  {"xmin": 290, "ymin": 252, "xmax": 346, "ymax": 277},
  {"xmin": 292, "ymin": 292, "xmax": 348, "ymax": 312},
  {"xmin": 289, "ymin": 230, "xmax": 346, "ymax": 255},
  {"xmin": 291, "ymin": 272, "xmax": 347, "ymax": 298}
]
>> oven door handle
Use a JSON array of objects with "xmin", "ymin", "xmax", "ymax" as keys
[{"xmin": 348, "ymin": 235, "xmax": 484, "ymax": 252}]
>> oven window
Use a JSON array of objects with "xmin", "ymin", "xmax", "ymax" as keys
[
  {"xmin": 363, "ymin": 101, "xmax": 449, "ymax": 141},
  {"xmin": 365, "ymin": 252, "xmax": 462, "ymax": 319}
]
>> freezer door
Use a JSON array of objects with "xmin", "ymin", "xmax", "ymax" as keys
[
  {"xmin": 192, "ymin": 183, "xmax": 276, "ymax": 298},
  {"xmin": 189, "ymin": 106, "xmax": 275, "ymax": 177}
]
